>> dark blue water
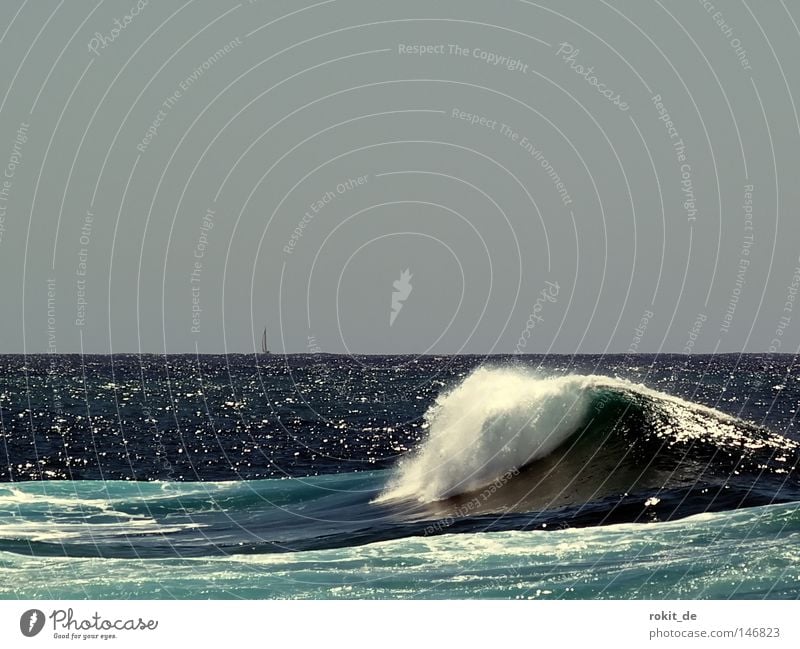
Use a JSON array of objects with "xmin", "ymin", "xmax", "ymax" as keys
[{"xmin": 2, "ymin": 353, "xmax": 797, "ymax": 481}]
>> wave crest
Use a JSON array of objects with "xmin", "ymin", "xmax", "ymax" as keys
[{"xmin": 380, "ymin": 368, "xmax": 602, "ymax": 502}]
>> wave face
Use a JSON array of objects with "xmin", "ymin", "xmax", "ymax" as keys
[{"xmin": 381, "ymin": 367, "xmax": 800, "ymax": 509}]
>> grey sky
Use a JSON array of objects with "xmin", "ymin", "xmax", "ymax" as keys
[{"xmin": 1, "ymin": 0, "xmax": 799, "ymax": 355}]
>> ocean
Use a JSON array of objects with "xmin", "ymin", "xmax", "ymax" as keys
[{"xmin": 1, "ymin": 353, "xmax": 798, "ymax": 599}]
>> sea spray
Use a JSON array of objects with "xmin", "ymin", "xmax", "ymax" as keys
[{"xmin": 380, "ymin": 367, "xmax": 597, "ymax": 502}]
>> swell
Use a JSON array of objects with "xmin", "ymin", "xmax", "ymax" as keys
[{"xmin": 0, "ymin": 473, "xmax": 389, "ymax": 558}]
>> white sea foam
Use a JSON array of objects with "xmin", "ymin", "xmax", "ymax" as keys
[
  {"xmin": 380, "ymin": 367, "xmax": 602, "ymax": 502},
  {"xmin": 0, "ymin": 518, "xmax": 202, "ymax": 542}
]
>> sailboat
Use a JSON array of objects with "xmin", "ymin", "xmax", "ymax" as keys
[{"xmin": 261, "ymin": 327, "xmax": 271, "ymax": 355}]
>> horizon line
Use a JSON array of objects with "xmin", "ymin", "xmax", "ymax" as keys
[{"xmin": 0, "ymin": 351, "xmax": 795, "ymax": 357}]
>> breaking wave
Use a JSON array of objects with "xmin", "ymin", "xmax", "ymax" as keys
[{"xmin": 380, "ymin": 367, "xmax": 799, "ymax": 504}]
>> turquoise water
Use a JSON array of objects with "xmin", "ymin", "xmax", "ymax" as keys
[{"xmin": 1, "ymin": 501, "xmax": 798, "ymax": 599}]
